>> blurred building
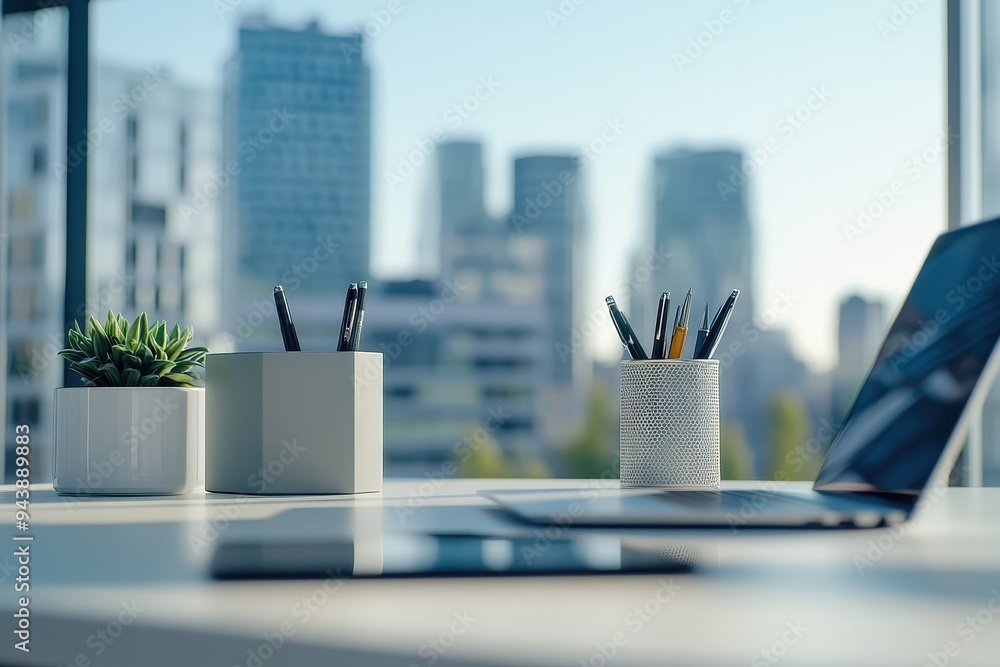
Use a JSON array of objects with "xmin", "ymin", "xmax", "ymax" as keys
[
  {"xmin": 433, "ymin": 141, "xmax": 519, "ymax": 303},
  {"xmin": 1, "ymin": 11, "xmax": 67, "ymax": 480},
  {"xmin": 221, "ymin": 17, "xmax": 371, "ymax": 349},
  {"xmin": 647, "ymin": 149, "xmax": 764, "ymax": 466},
  {"xmin": 363, "ymin": 280, "xmax": 548, "ymax": 475},
  {"xmin": 2, "ymin": 10, "xmax": 218, "ymax": 480},
  {"xmin": 833, "ymin": 294, "xmax": 885, "ymax": 423},
  {"xmin": 508, "ymin": 155, "xmax": 585, "ymax": 383},
  {"xmin": 89, "ymin": 65, "xmax": 220, "ymax": 338}
]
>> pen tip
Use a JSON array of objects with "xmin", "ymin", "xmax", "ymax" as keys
[
  {"xmin": 605, "ymin": 295, "xmax": 616, "ymax": 306},
  {"xmin": 732, "ymin": 289, "xmax": 740, "ymax": 297},
  {"xmin": 358, "ymin": 281, "xmax": 368, "ymax": 289},
  {"xmin": 687, "ymin": 287, "xmax": 693, "ymax": 296},
  {"xmin": 274, "ymin": 285, "xmax": 283, "ymax": 293}
]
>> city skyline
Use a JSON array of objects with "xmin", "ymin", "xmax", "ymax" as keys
[{"xmin": 91, "ymin": 0, "xmax": 946, "ymax": 372}]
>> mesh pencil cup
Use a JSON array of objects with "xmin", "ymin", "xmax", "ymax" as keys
[{"xmin": 619, "ymin": 359, "xmax": 720, "ymax": 488}]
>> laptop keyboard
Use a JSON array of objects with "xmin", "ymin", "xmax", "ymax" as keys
[{"xmin": 658, "ymin": 489, "xmax": 834, "ymax": 512}]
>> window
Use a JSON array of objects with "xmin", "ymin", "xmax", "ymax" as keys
[{"xmin": 2, "ymin": 2, "xmax": 958, "ymax": 481}]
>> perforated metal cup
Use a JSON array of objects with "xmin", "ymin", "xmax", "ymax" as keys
[{"xmin": 619, "ymin": 359, "xmax": 720, "ymax": 488}]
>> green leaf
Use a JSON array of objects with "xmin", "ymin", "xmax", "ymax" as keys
[
  {"xmin": 89, "ymin": 317, "xmax": 111, "ymax": 361},
  {"xmin": 97, "ymin": 363, "xmax": 122, "ymax": 385},
  {"xmin": 58, "ymin": 349, "xmax": 89, "ymax": 363},
  {"xmin": 106, "ymin": 310, "xmax": 120, "ymax": 341},
  {"xmin": 138, "ymin": 313, "xmax": 148, "ymax": 344},
  {"xmin": 121, "ymin": 368, "xmax": 141, "ymax": 386},
  {"xmin": 155, "ymin": 320, "xmax": 168, "ymax": 349},
  {"xmin": 126, "ymin": 314, "xmax": 141, "ymax": 343},
  {"xmin": 139, "ymin": 374, "xmax": 160, "ymax": 387},
  {"xmin": 144, "ymin": 359, "xmax": 176, "ymax": 376},
  {"xmin": 162, "ymin": 372, "xmax": 198, "ymax": 386}
]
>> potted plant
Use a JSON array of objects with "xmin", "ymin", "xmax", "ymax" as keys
[{"xmin": 53, "ymin": 311, "xmax": 209, "ymax": 495}]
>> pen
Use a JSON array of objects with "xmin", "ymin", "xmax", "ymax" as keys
[
  {"xmin": 273, "ymin": 285, "xmax": 301, "ymax": 352},
  {"xmin": 667, "ymin": 288, "xmax": 692, "ymax": 359},
  {"xmin": 337, "ymin": 283, "xmax": 359, "ymax": 352},
  {"xmin": 348, "ymin": 281, "xmax": 368, "ymax": 351},
  {"xmin": 695, "ymin": 302, "xmax": 711, "ymax": 358},
  {"xmin": 696, "ymin": 289, "xmax": 740, "ymax": 359},
  {"xmin": 650, "ymin": 291, "xmax": 671, "ymax": 360},
  {"xmin": 605, "ymin": 295, "xmax": 648, "ymax": 360}
]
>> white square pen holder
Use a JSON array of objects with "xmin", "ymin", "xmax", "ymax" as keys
[
  {"xmin": 619, "ymin": 359, "xmax": 720, "ymax": 488},
  {"xmin": 205, "ymin": 352, "xmax": 383, "ymax": 495}
]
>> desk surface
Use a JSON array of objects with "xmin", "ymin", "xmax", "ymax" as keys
[{"xmin": 2, "ymin": 479, "xmax": 1000, "ymax": 667}]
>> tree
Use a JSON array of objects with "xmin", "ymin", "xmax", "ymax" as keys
[
  {"xmin": 455, "ymin": 432, "xmax": 512, "ymax": 478},
  {"xmin": 767, "ymin": 391, "xmax": 814, "ymax": 481},
  {"xmin": 720, "ymin": 422, "xmax": 752, "ymax": 480},
  {"xmin": 563, "ymin": 383, "xmax": 619, "ymax": 478}
]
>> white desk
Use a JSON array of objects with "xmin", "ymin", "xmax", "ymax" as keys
[{"xmin": 2, "ymin": 479, "xmax": 999, "ymax": 666}]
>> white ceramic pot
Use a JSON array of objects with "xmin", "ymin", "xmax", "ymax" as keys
[{"xmin": 52, "ymin": 387, "xmax": 205, "ymax": 495}]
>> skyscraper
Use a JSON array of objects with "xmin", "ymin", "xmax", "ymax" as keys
[
  {"xmin": 652, "ymin": 149, "xmax": 754, "ymax": 329},
  {"xmin": 834, "ymin": 294, "xmax": 884, "ymax": 423},
  {"xmin": 509, "ymin": 155, "xmax": 584, "ymax": 382},
  {"xmin": 650, "ymin": 149, "xmax": 761, "ymax": 466},
  {"xmin": 221, "ymin": 17, "xmax": 371, "ymax": 348},
  {"xmin": 434, "ymin": 141, "xmax": 511, "ymax": 303}
]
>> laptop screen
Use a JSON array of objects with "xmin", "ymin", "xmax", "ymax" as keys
[{"xmin": 814, "ymin": 218, "xmax": 1000, "ymax": 494}]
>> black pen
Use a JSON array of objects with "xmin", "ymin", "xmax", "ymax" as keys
[
  {"xmin": 605, "ymin": 295, "xmax": 648, "ymax": 360},
  {"xmin": 337, "ymin": 283, "xmax": 359, "ymax": 352},
  {"xmin": 651, "ymin": 291, "xmax": 671, "ymax": 360},
  {"xmin": 697, "ymin": 289, "xmax": 740, "ymax": 359},
  {"xmin": 695, "ymin": 302, "xmax": 711, "ymax": 358},
  {"xmin": 273, "ymin": 285, "xmax": 301, "ymax": 352},
  {"xmin": 348, "ymin": 281, "xmax": 368, "ymax": 351}
]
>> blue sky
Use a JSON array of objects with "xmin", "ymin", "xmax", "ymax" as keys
[{"xmin": 94, "ymin": 0, "xmax": 946, "ymax": 370}]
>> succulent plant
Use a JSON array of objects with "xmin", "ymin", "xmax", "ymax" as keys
[{"xmin": 58, "ymin": 311, "xmax": 209, "ymax": 388}]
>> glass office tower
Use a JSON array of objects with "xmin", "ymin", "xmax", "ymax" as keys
[{"xmin": 221, "ymin": 17, "xmax": 371, "ymax": 349}]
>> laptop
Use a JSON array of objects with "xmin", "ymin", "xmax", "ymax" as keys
[{"xmin": 486, "ymin": 217, "xmax": 1000, "ymax": 528}]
